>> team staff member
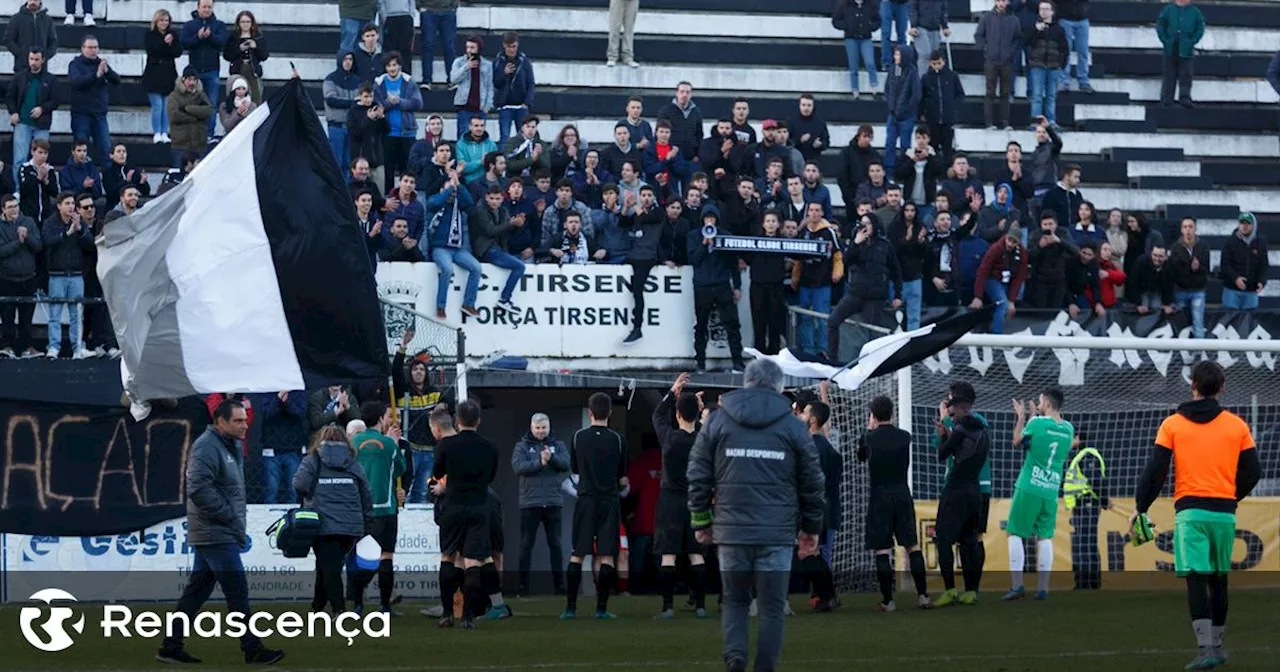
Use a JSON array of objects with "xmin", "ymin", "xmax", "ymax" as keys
[
  {"xmin": 651, "ymin": 373, "xmax": 708, "ymax": 619},
  {"xmin": 931, "ymin": 383, "xmax": 989, "ymax": 608},
  {"xmin": 512, "ymin": 413, "xmax": 571, "ymax": 596},
  {"xmin": 432, "ymin": 400, "xmax": 499, "ymax": 630},
  {"xmin": 802, "ymin": 401, "xmax": 840, "ymax": 613},
  {"xmin": 348, "ymin": 402, "xmax": 407, "ymax": 614},
  {"xmin": 1064, "ymin": 431, "xmax": 1108, "ymax": 590},
  {"xmin": 157, "ymin": 399, "xmax": 285, "ymax": 665},
  {"xmin": 1135, "ymin": 361, "xmax": 1261, "ymax": 671},
  {"xmin": 393, "ymin": 328, "xmax": 452, "ymax": 503},
  {"xmin": 858, "ymin": 396, "xmax": 932, "ymax": 611},
  {"xmin": 563, "ymin": 392, "xmax": 629, "ymax": 620}
]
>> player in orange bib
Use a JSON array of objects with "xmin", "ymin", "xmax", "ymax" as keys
[{"xmin": 1134, "ymin": 361, "xmax": 1261, "ymax": 670}]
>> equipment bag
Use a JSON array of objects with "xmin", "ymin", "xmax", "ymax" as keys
[{"xmin": 265, "ymin": 509, "xmax": 323, "ymax": 558}]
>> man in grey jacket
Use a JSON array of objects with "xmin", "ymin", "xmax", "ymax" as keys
[
  {"xmin": 512, "ymin": 413, "xmax": 570, "ymax": 595},
  {"xmin": 158, "ymin": 399, "xmax": 285, "ymax": 665},
  {"xmin": 450, "ymin": 35, "xmax": 493, "ymax": 138},
  {"xmin": 688, "ymin": 359, "xmax": 825, "ymax": 672},
  {"xmin": 975, "ymin": 0, "xmax": 1022, "ymax": 130}
]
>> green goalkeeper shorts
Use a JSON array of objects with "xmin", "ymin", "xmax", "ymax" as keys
[
  {"xmin": 1006, "ymin": 489, "xmax": 1058, "ymax": 539},
  {"xmin": 1175, "ymin": 509, "xmax": 1236, "ymax": 577}
]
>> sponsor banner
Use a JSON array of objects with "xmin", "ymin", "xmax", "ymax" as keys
[
  {"xmin": 902, "ymin": 497, "xmax": 1280, "ymax": 590},
  {"xmin": 0, "ymin": 397, "xmax": 209, "ymax": 537},
  {"xmin": 377, "ymin": 262, "xmax": 753, "ymax": 359},
  {"xmin": 712, "ymin": 235, "xmax": 830, "ymax": 257},
  {"xmin": 1, "ymin": 505, "xmax": 441, "ymax": 603}
]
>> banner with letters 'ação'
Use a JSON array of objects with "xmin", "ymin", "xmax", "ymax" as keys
[{"xmin": 0, "ymin": 397, "xmax": 209, "ymax": 536}]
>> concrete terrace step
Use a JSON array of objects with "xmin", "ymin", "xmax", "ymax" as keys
[
  {"xmin": 1077, "ymin": 119, "xmax": 1159, "ymax": 133},
  {"xmin": 1158, "ymin": 204, "xmax": 1243, "ymax": 220},
  {"xmin": 971, "ymin": 0, "xmax": 1280, "ymax": 29},
  {"xmin": 1128, "ymin": 175, "xmax": 1215, "ymax": 190},
  {"xmin": 1105, "ymin": 147, "xmax": 1187, "ymax": 161},
  {"xmin": 1126, "ymin": 161, "xmax": 1202, "ymax": 178}
]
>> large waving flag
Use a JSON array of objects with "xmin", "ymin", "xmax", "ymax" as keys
[
  {"xmin": 97, "ymin": 79, "xmax": 388, "ymax": 414},
  {"xmin": 747, "ymin": 305, "xmax": 996, "ymax": 390}
]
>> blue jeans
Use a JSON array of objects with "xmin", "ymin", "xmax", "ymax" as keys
[
  {"xmin": 198, "ymin": 70, "xmax": 220, "ymax": 138},
  {"xmin": 455, "ymin": 110, "xmax": 486, "ymax": 141},
  {"xmin": 420, "ymin": 10, "xmax": 458, "ymax": 84},
  {"xmin": 481, "ymin": 246, "xmax": 526, "ymax": 302},
  {"xmin": 328, "ymin": 124, "xmax": 349, "ymax": 171},
  {"xmin": 844, "ymin": 38, "xmax": 878, "ymax": 91},
  {"xmin": 147, "ymin": 93, "xmax": 169, "ymax": 134},
  {"xmin": 1137, "ymin": 292, "xmax": 1164, "ymax": 312},
  {"xmin": 65, "ymin": 0, "xmax": 92, "ymax": 15},
  {"xmin": 984, "ymin": 279, "xmax": 1011, "ymax": 334},
  {"xmin": 820, "ymin": 529, "xmax": 836, "ymax": 565},
  {"xmin": 1173, "ymin": 289, "xmax": 1206, "ymax": 338},
  {"xmin": 880, "ymin": 0, "xmax": 909, "ymax": 67},
  {"xmin": 338, "ymin": 17, "xmax": 364, "ymax": 58},
  {"xmin": 497, "ymin": 107, "xmax": 528, "ymax": 143},
  {"xmin": 795, "ymin": 285, "xmax": 832, "ymax": 355},
  {"xmin": 433, "ymin": 246, "xmax": 482, "ymax": 309},
  {"xmin": 1028, "ymin": 67, "xmax": 1062, "ymax": 124},
  {"xmin": 408, "ymin": 450, "xmax": 435, "ymax": 504},
  {"xmin": 45, "ymin": 274, "xmax": 84, "ymax": 354},
  {"xmin": 902, "ymin": 278, "xmax": 923, "ymax": 330},
  {"xmin": 1220, "ymin": 288, "xmax": 1259, "ymax": 311},
  {"xmin": 261, "ymin": 450, "xmax": 303, "ymax": 505},
  {"xmin": 163, "ymin": 543, "xmax": 261, "ymax": 652},
  {"xmin": 69, "ymin": 112, "xmax": 110, "ymax": 165},
  {"xmin": 719, "ymin": 544, "xmax": 792, "ymax": 671},
  {"xmin": 1059, "ymin": 18, "xmax": 1091, "ymax": 86},
  {"xmin": 11, "ymin": 124, "xmax": 49, "ymax": 184},
  {"xmin": 882, "ymin": 116, "xmax": 914, "ymax": 173}
]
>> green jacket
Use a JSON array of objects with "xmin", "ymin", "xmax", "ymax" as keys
[
  {"xmin": 352, "ymin": 429, "xmax": 406, "ymax": 517},
  {"xmin": 1156, "ymin": 4, "xmax": 1205, "ymax": 58},
  {"xmin": 936, "ymin": 411, "xmax": 993, "ymax": 494}
]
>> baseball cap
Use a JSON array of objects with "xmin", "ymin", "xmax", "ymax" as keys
[
  {"xmin": 1239, "ymin": 212, "xmax": 1257, "ymax": 226},
  {"xmin": 761, "ymin": 119, "xmax": 778, "ymax": 130}
]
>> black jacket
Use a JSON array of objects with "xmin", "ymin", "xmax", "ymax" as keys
[
  {"xmin": 788, "ymin": 110, "xmax": 831, "ymax": 163},
  {"xmin": 19, "ymin": 162, "xmax": 60, "ymax": 221},
  {"xmin": 1030, "ymin": 226, "xmax": 1078, "ymax": 283},
  {"xmin": 5, "ymin": 67, "xmax": 57, "ymax": 131},
  {"xmin": 1124, "ymin": 220, "xmax": 1164, "ymax": 277},
  {"xmin": 41, "ymin": 214, "xmax": 93, "ymax": 274},
  {"xmin": 346, "ymin": 102, "xmax": 390, "ymax": 168},
  {"xmin": 1065, "ymin": 254, "xmax": 1101, "ymax": 303},
  {"xmin": 747, "ymin": 234, "xmax": 788, "ymax": 285},
  {"xmin": 845, "ymin": 218, "xmax": 903, "ymax": 300},
  {"xmin": 599, "ymin": 142, "xmax": 643, "ymax": 182},
  {"xmin": 909, "ymin": 0, "xmax": 949, "ymax": 30},
  {"xmin": 223, "ymin": 34, "xmax": 269, "ymax": 79},
  {"xmin": 687, "ymin": 209, "xmax": 741, "ymax": 290},
  {"xmin": 143, "ymin": 28, "xmax": 183, "ymax": 95},
  {"xmin": 721, "ymin": 194, "xmax": 761, "ymax": 237},
  {"xmin": 837, "ymin": 142, "xmax": 883, "ymax": 201},
  {"xmin": 1056, "ymin": 0, "xmax": 1089, "ymax": 22},
  {"xmin": 833, "ymin": 0, "xmax": 880, "ymax": 40},
  {"xmin": 1026, "ymin": 20, "xmax": 1069, "ymax": 70},
  {"xmin": 889, "ymin": 217, "xmax": 929, "ymax": 281},
  {"xmin": 687, "ymin": 387, "xmax": 825, "ymax": 545},
  {"xmin": 1129, "ymin": 254, "xmax": 1172, "ymax": 304},
  {"xmin": 655, "ymin": 99, "xmax": 704, "ymax": 158},
  {"xmin": 1219, "ymin": 232, "xmax": 1269, "ymax": 293},
  {"xmin": 1168, "ymin": 238, "xmax": 1210, "ymax": 291},
  {"xmin": 102, "ymin": 162, "xmax": 152, "ymax": 210},
  {"xmin": 1038, "ymin": 184, "xmax": 1082, "ymax": 232},
  {"xmin": 975, "ymin": 8, "xmax": 1023, "ymax": 66},
  {"xmin": 894, "ymin": 148, "xmax": 945, "ymax": 204},
  {"xmin": 4, "ymin": 4, "xmax": 57, "ymax": 62},
  {"xmin": 697, "ymin": 134, "xmax": 750, "ymax": 203},
  {"xmin": 920, "ymin": 67, "xmax": 966, "ymax": 126},
  {"xmin": 0, "ymin": 214, "xmax": 42, "ymax": 282}
]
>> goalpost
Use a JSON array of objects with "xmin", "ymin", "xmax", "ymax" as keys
[{"xmin": 826, "ymin": 332, "xmax": 1280, "ymax": 595}]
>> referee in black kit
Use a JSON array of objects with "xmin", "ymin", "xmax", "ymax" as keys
[
  {"xmin": 651, "ymin": 373, "xmax": 709, "ymax": 619},
  {"xmin": 562, "ymin": 392, "xmax": 629, "ymax": 621},
  {"xmin": 857, "ymin": 396, "xmax": 932, "ymax": 611},
  {"xmin": 431, "ymin": 400, "xmax": 498, "ymax": 629}
]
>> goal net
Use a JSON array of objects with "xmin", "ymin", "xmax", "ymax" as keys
[{"xmin": 827, "ymin": 334, "xmax": 1280, "ymax": 595}]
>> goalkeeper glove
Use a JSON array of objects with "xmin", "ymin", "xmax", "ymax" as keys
[{"xmin": 1130, "ymin": 512, "xmax": 1156, "ymax": 546}]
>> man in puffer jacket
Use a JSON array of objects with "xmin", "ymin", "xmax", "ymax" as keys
[
  {"xmin": 1218, "ymin": 212, "xmax": 1268, "ymax": 311},
  {"xmin": 975, "ymin": 0, "xmax": 1022, "ymax": 129},
  {"xmin": 688, "ymin": 358, "xmax": 824, "ymax": 672},
  {"xmin": 919, "ymin": 50, "xmax": 965, "ymax": 156},
  {"xmin": 882, "ymin": 44, "xmax": 920, "ymax": 173},
  {"xmin": 828, "ymin": 212, "xmax": 902, "ymax": 363},
  {"xmin": 511, "ymin": 413, "xmax": 570, "ymax": 595}
]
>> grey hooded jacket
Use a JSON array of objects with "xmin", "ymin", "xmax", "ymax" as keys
[
  {"xmin": 185, "ymin": 426, "xmax": 248, "ymax": 547},
  {"xmin": 688, "ymin": 387, "xmax": 826, "ymax": 546},
  {"xmin": 511, "ymin": 431, "xmax": 571, "ymax": 509},
  {"xmin": 293, "ymin": 441, "xmax": 373, "ymax": 538}
]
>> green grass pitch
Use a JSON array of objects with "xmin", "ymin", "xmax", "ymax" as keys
[{"xmin": 2, "ymin": 589, "xmax": 1277, "ymax": 671}]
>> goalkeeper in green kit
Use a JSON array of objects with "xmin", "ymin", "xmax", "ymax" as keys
[{"xmin": 1003, "ymin": 387, "xmax": 1073, "ymax": 601}]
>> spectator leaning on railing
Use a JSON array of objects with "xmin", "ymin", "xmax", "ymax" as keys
[
  {"xmin": 1168, "ymin": 217, "xmax": 1209, "ymax": 338},
  {"xmin": 970, "ymin": 227, "xmax": 1028, "ymax": 334},
  {"xmin": 1219, "ymin": 213, "xmax": 1268, "ymax": 312},
  {"xmin": 0, "ymin": 194, "xmax": 43, "ymax": 359}
]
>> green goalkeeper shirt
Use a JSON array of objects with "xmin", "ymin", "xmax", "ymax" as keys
[
  {"xmin": 1015, "ymin": 416, "xmax": 1074, "ymax": 499},
  {"xmin": 352, "ymin": 429, "xmax": 406, "ymax": 517},
  {"xmin": 937, "ymin": 412, "xmax": 992, "ymax": 494}
]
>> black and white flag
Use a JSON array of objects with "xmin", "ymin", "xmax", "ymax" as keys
[
  {"xmin": 746, "ymin": 305, "xmax": 996, "ymax": 390},
  {"xmin": 97, "ymin": 79, "xmax": 388, "ymax": 416}
]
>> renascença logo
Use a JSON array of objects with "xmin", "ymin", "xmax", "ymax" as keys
[{"xmin": 19, "ymin": 589, "xmax": 86, "ymax": 652}]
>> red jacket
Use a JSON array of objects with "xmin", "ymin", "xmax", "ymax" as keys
[
  {"xmin": 624, "ymin": 446, "xmax": 662, "ymax": 535},
  {"xmin": 973, "ymin": 237, "xmax": 1029, "ymax": 300},
  {"xmin": 1088, "ymin": 259, "xmax": 1127, "ymax": 307},
  {"xmin": 204, "ymin": 393, "xmax": 255, "ymax": 456}
]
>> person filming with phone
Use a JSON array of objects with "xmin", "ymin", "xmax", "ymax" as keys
[{"xmin": 827, "ymin": 212, "xmax": 902, "ymax": 364}]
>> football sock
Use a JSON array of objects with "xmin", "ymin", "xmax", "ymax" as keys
[
  {"xmin": 596, "ymin": 563, "xmax": 617, "ymax": 612},
  {"xmin": 566, "ymin": 561, "xmax": 583, "ymax": 611},
  {"xmin": 1192, "ymin": 619, "xmax": 1213, "ymax": 648},
  {"xmin": 1036, "ymin": 539, "xmax": 1053, "ymax": 593},
  {"xmin": 1008, "ymin": 536, "xmax": 1026, "ymax": 589},
  {"xmin": 875, "ymin": 554, "xmax": 894, "ymax": 604},
  {"xmin": 659, "ymin": 565, "xmax": 677, "ymax": 611},
  {"xmin": 937, "ymin": 543, "xmax": 956, "ymax": 591},
  {"xmin": 463, "ymin": 566, "xmax": 484, "ymax": 619},
  {"xmin": 378, "ymin": 559, "xmax": 394, "ymax": 607},
  {"xmin": 481, "ymin": 562, "xmax": 504, "ymax": 607},
  {"xmin": 1209, "ymin": 574, "xmax": 1228, "ymax": 628},
  {"xmin": 908, "ymin": 550, "xmax": 929, "ymax": 596},
  {"xmin": 690, "ymin": 562, "xmax": 707, "ymax": 609},
  {"xmin": 438, "ymin": 561, "xmax": 457, "ymax": 612},
  {"xmin": 960, "ymin": 539, "xmax": 984, "ymax": 593}
]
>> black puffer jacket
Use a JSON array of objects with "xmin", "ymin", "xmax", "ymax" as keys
[
  {"xmin": 688, "ymin": 387, "xmax": 825, "ymax": 546},
  {"xmin": 293, "ymin": 441, "xmax": 373, "ymax": 537},
  {"xmin": 845, "ymin": 215, "xmax": 902, "ymax": 300},
  {"xmin": 833, "ymin": 0, "xmax": 880, "ymax": 40},
  {"xmin": 1219, "ymin": 232, "xmax": 1269, "ymax": 293}
]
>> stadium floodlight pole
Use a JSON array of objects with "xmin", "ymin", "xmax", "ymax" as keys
[{"xmin": 953, "ymin": 333, "xmax": 1280, "ymax": 353}]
